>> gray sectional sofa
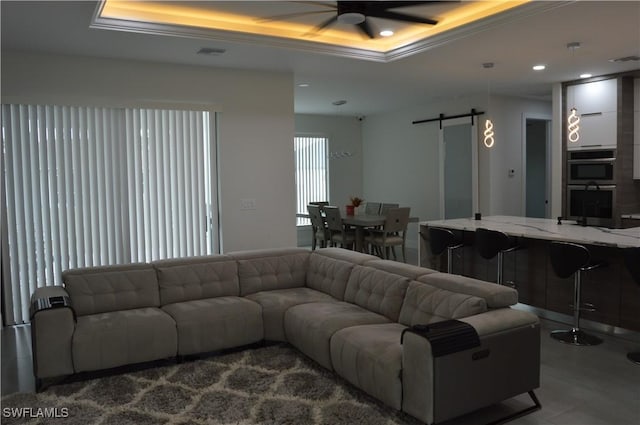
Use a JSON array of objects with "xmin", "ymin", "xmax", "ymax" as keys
[{"xmin": 30, "ymin": 247, "xmax": 541, "ymax": 424}]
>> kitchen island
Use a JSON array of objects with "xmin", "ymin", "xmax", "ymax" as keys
[{"xmin": 419, "ymin": 216, "xmax": 640, "ymax": 332}]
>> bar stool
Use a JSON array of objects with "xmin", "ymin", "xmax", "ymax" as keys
[
  {"xmin": 549, "ymin": 241, "xmax": 605, "ymax": 346},
  {"xmin": 421, "ymin": 227, "xmax": 463, "ymax": 274},
  {"xmin": 475, "ymin": 228, "xmax": 519, "ymax": 286},
  {"xmin": 623, "ymin": 247, "xmax": 640, "ymax": 364}
]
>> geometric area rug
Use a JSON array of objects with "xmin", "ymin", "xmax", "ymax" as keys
[{"xmin": 1, "ymin": 343, "xmax": 422, "ymax": 425}]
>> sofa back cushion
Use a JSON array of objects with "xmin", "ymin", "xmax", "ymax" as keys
[
  {"xmin": 363, "ymin": 259, "xmax": 438, "ymax": 280},
  {"xmin": 228, "ymin": 248, "xmax": 310, "ymax": 296},
  {"xmin": 152, "ymin": 255, "xmax": 239, "ymax": 305},
  {"xmin": 398, "ymin": 281, "xmax": 487, "ymax": 326},
  {"xmin": 306, "ymin": 254, "xmax": 354, "ymax": 300},
  {"xmin": 344, "ymin": 265, "xmax": 410, "ymax": 321},
  {"xmin": 417, "ymin": 272, "xmax": 518, "ymax": 308},
  {"xmin": 63, "ymin": 264, "xmax": 159, "ymax": 316}
]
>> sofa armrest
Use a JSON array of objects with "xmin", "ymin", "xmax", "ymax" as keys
[
  {"xmin": 402, "ymin": 308, "xmax": 540, "ymax": 424},
  {"xmin": 30, "ymin": 286, "xmax": 76, "ymax": 380}
]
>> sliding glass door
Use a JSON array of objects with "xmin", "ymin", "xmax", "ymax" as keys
[{"xmin": 1, "ymin": 104, "xmax": 218, "ymax": 325}]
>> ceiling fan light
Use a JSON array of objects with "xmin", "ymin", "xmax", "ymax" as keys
[{"xmin": 338, "ymin": 12, "xmax": 366, "ymax": 25}]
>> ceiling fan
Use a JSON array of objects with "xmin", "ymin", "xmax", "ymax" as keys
[{"xmin": 261, "ymin": 1, "xmax": 446, "ymax": 39}]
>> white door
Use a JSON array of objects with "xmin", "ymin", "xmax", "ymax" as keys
[{"xmin": 439, "ymin": 117, "xmax": 478, "ymax": 219}]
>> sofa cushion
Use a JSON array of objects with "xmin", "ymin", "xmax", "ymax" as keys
[
  {"xmin": 245, "ymin": 288, "xmax": 337, "ymax": 341},
  {"xmin": 330, "ymin": 323, "xmax": 406, "ymax": 410},
  {"xmin": 284, "ymin": 301, "xmax": 390, "ymax": 370},
  {"xmin": 162, "ymin": 297, "xmax": 263, "ymax": 355},
  {"xmin": 63, "ymin": 264, "xmax": 159, "ymax": 316},
  {"xmin": 364, "ymin": 259, "xmax": 438, "ymax": 280},
  {"xmin": 343, "ymin": 266, "xmax": 410, "ymax": 322},
  {"xmin": 311, "ymin": 247, "xmax": 379, "ymax": 264},
  {"xmin": 418, "ymin": 272, "xmax": 518, "ymax": 308},
  {"xmin": 72, "ymin": 307, "xmax": 177, "ymax": 372},
  {"xmin": 152, "ymin": 255, "xmax": 239, "ymax": 305},
  {"xmin": 398, "ymin": 281, "xmax": 487, "ymax": 326},
  {"xmin": 306, "ymin": 254, "xmax": 356, "ymax": 300},
  {"xmin": 228, "ymin": 248, "xmax": 310, "ymax": 296}
]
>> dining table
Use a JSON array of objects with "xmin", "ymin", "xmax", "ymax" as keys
[
  {"xmin": 341, "ymin": 213, "xmax": 419, "ymax": 252},
  {"xmin": 297, "ymin": 210, "xmax": 419, "ymax": 252}
]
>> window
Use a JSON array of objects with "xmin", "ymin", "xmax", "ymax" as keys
[
  {"xmin": 294, "ymin": 135, "xmax": 328, "ymax": 226},
  {"xmin": 1, "ymin": 104, "xmax": 218, "ymax": 325}
]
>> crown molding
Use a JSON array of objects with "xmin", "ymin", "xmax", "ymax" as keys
[{"xmin": 91, "ymin": 1, "xmax": 573, "ymax": 63}]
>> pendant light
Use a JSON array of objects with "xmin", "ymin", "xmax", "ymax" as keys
[
  {"xmin": 483, "ymin": 62, "xmax": 495, "ymax": 148},
  {"xmin": 567, "ymin": 42, "xmax": 581, "ymax": 143}
]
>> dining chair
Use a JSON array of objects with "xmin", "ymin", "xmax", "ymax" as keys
[
  {"xmin": 308, "ymin": 201, "xmax": 329, "ymax": 210},
  {"xmin": 380, "ymin": 203, "xmax": 399, "ymax": 215},
  {"xmin": 323, "ymin": 206, "xmax": 356, "ymax": 249},
  {"xmin": 364, "ymin": 202, "xmax": 382, "ymax": 215},
  {"xmin": 364, "ymin": 207, "xmax": 411, "ymax": 262},
  {"xmin": 307, "ymin": 204, "xmax": 329, "ymax": 250}
]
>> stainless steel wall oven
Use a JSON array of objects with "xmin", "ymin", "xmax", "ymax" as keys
[
  {"xmin": 567, "ymin": 149, "xmax": 615, "ymax": 185},
  {"xmin": 567, "ymin": 184, "xmax": 616, "ymax": 227}
]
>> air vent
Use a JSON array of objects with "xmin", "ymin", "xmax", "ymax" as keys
[
  {"xmin": 609, "ymin": 55, "xmax": 640, "ymax": 63},
  {"xmin": 197, "ymin": 47, "xmax": 226, "ymax": 56}
]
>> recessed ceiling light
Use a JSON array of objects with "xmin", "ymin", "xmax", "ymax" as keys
[
  {"xmin": 579, "ymin": 73, "xmax": 592, "ymax": 79},
  {"xmin": 380, "ymin": 30, "xmax": 394, "ymax": 37},
  {"xmin": 297, "ymin": 83, "xmax": 310, "ymax": 88},
  {"xmin": 532, "ymin": 64, "xmax": 546, "ymax": 71}
]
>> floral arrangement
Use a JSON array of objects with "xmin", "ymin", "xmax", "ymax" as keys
[{"xmin": 350, "ymin": 196, "xmax": 364, "ymax": 207}]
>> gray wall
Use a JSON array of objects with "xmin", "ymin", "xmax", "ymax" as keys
[{"xmin": 362, "ymin": 95, "xmax": 553, "ymax": 248}]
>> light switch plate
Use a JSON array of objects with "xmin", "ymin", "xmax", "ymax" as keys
[{"xmin": 240, "ymin": 198, "xmax": 256, "ymax": 210}]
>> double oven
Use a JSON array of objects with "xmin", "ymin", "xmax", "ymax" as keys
[{"xmin": 566, "ymin": 149, "xmax": 616, "ymax": 227}]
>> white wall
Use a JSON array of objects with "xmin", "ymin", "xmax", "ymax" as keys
[
  {"xmin": 1, "ymin": 50, "xmax": 296, "ymax": 252},
  {"xmin": 362, "ymin": 94, "xmax": 552, "ymax": 248},
  {"xmin": 486, "ymin": 96, "xmax": 552, "ymax": 215}
]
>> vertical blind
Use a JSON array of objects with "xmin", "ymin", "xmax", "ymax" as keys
[
  {"xmin": 294, "ymin": 136, "xmax": 328, "ymax": 226},
  {"xmin": 1, "ymin": 104, "xmax": 217, "ymax": 325}
]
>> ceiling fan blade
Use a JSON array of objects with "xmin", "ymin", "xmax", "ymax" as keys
[
  {"xmin": 370, "ymin": 1, "xmax": 449, "ymax": 9},
  {"xmin": 291, "ymin": 1, "xmax": 337, "ymax": 10},
  {"xmin": 356, "ymin": 19, "xmax": 375, "ymax": 39},
  {"xmin": 257, "ymin": 10, "xmax": 333, "ymax": 23},
  {"xmin": 366, "ymin": 9, "xmax": 438, "ymax": 25},
  {"xmin": 315, "ymin": 14, "xmax": 339, "ymax": 32}
]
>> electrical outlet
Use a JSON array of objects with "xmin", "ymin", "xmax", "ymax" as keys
[{"xmin": 240, "ymin": 198, "xmax": 256, "ymax": 210}]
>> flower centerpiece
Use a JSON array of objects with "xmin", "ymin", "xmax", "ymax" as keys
[{"xmin": 347, "ymin": 196, "xmax": 363, "ymax": 215}]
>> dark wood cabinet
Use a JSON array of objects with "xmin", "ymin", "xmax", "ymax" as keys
[{"xmin": 420, "ymin": 227, "xmax": 639, "ymax": 332}]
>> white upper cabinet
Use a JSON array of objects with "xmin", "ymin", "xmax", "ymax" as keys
[
  {"xmin": 568, "ymin": 78, "xmax": 618, "ymax": 114},
  {"xmin": 566, "ymin": 78, "xmax": 618, "ymax": 150}
]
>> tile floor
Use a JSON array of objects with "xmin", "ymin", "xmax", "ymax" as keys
[{"xmin": 2, "ymin": 247, "xmax": 639, "ymax": 424}]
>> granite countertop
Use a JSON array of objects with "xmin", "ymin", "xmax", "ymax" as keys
[{"xmin": 421, "ymin": 215, "xmax": 640, "ymax": 248}]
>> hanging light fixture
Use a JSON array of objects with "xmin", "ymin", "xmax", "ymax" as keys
[
  {"xmin": 567, "ymin": 42, "xmax": 581, "ymax": 143},
  {"xmin": 483, "ymin": 62, "xmax": 495, "ymax": 148}
]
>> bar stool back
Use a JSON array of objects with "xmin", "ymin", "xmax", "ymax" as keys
[
  {"xmin": 549, "ymin": 241, "xmax": 605, "ymax": 346},
  {"xmin": 421, "ymin": 227, "xmax": 463, "ymax": 274},
  {"xmin": 623, "ymin": 247, "xmax": 640, "ymax": 364},
  {"xmin": 475, "ymin": 228, "xmax": 519, "ymax": 286}
]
